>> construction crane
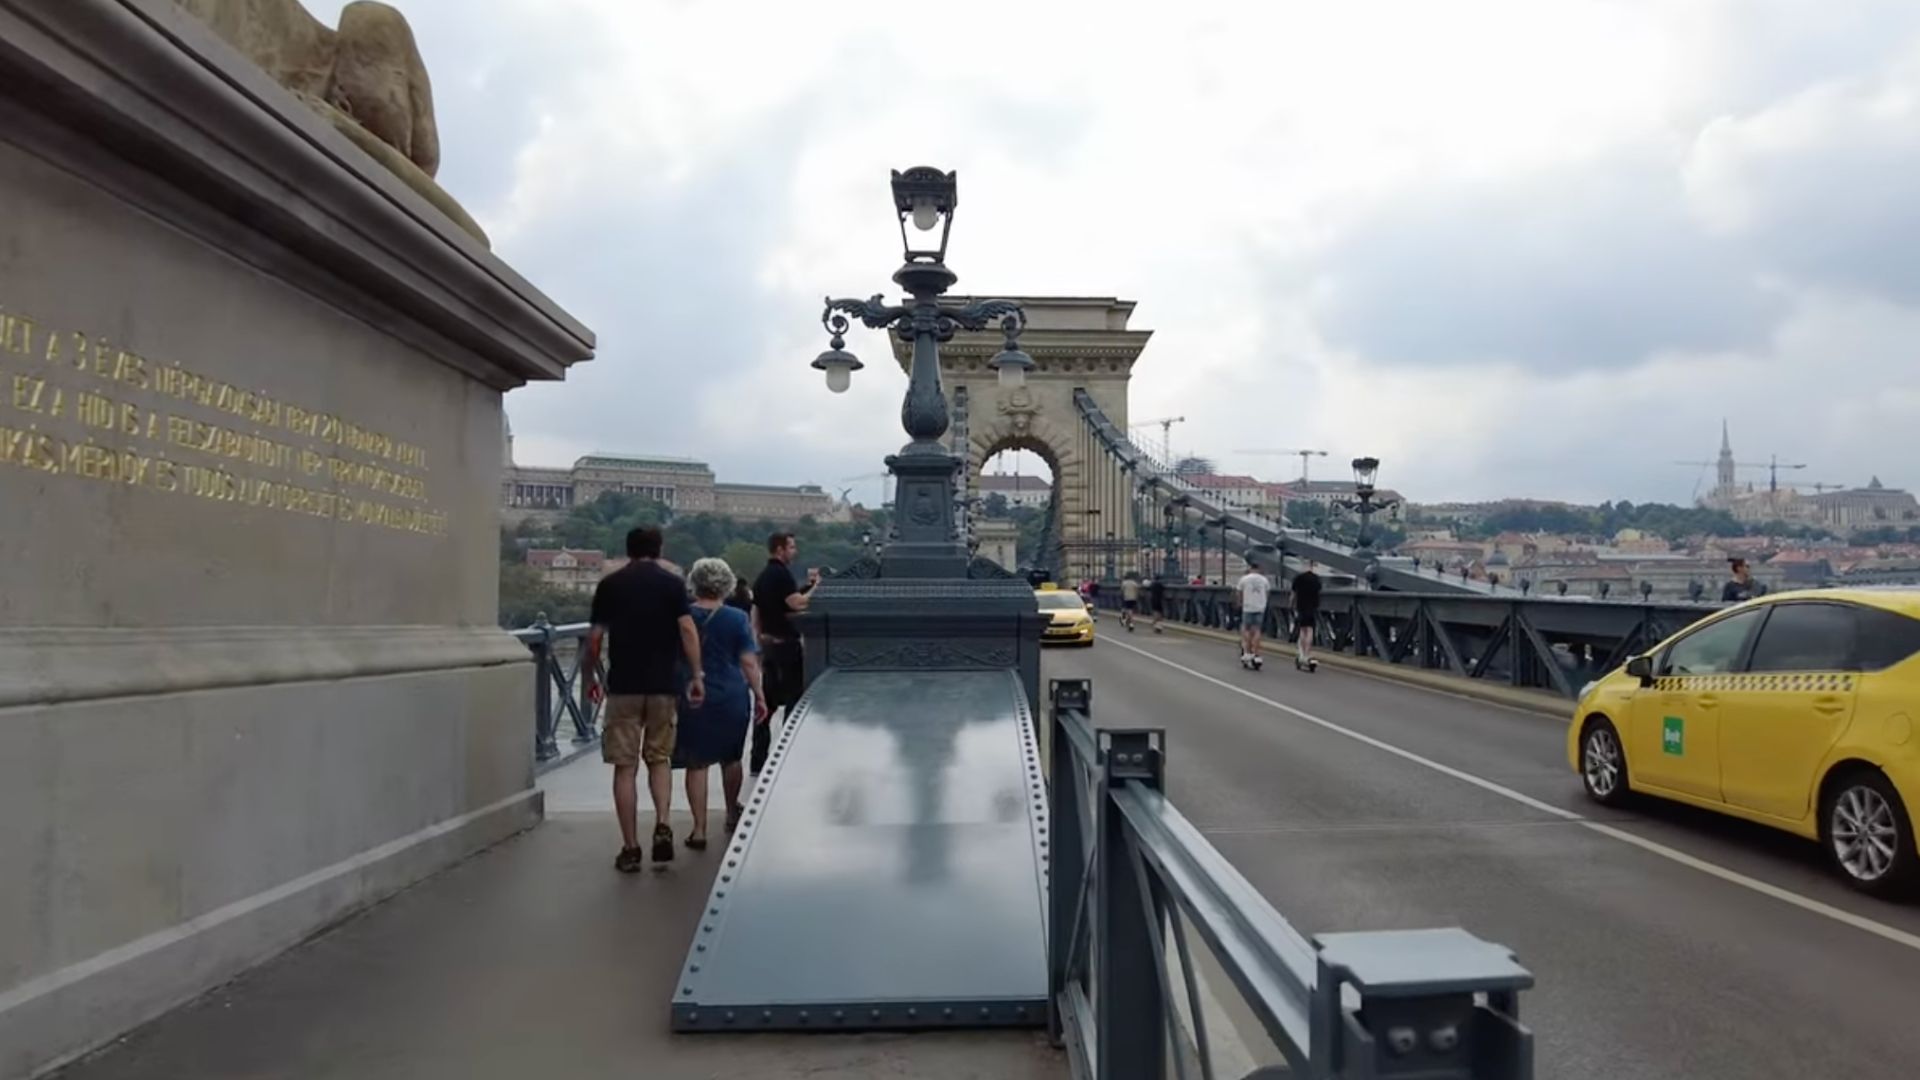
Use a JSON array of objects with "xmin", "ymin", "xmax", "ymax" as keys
[
  {"xmin": 1671, "ymin": 455, "xmax": 1809, "ymax": 496},
  {"xmin": 1237, "ymin": 448, "xmax": 1330, "ymax": 485},
  {"xmin": 841, "ymin": 471, "xmax": 891, "ymax": 508},
  {"xmin": 1128, "ymin": 416, "xmax": 1185, "ymax": 464}
]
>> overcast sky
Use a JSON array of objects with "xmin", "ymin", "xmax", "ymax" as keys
[{"xmin": 339, "ymin": 0, "xmax": 1920, "ymax": 505}]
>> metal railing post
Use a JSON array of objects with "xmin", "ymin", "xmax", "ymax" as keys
[
  {"xmin": 1048, "ymin": 679, "xmax": 1092, "ymax": 1046},
  {"xmin": 532, "ymin": 616, "xmax": 558, "ymax": 762},
  {"xmin": 1097, "ymin": 729, "xmax": 1166, "ymax": 1079}
]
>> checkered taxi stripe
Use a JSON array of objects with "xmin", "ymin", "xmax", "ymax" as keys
[{"xmin": 1655, "ymin": 673, "xmax": 1856, "ymax": 692}]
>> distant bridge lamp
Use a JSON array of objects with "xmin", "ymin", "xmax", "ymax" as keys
[{"xmin": 1335, "ymin": 455, "xmax": 1400, "ymax": 560}]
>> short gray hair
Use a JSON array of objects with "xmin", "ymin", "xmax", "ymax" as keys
[{"xmin": 688, "ymin": 557, "xmax": 737, "ymax": 601}]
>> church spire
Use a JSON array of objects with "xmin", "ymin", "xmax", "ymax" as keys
[{"xmin": 1716, "ymin": 419, "xmax": 1735, "ymax": 494}]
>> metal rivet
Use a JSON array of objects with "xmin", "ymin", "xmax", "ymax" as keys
[
  {"xmin": 761, "ymin": 1010, "xmax": 773, "ymax": 1023},
  {"xmin": 690, "ymin": 964, "xmax": 700, "ymax": 972},
  {"xmin": 870, "ymin": 1009, "xmax": 882, "ymax": 1020},
  {"xmin": 702, "ymin": 924, "xmax": 713, "ymax": 932},
  {"xmin": 716, "ymin": 890, "xmax": 726, "ymax": 898},
  {"xmin": 1387, "ymin": 1027, "xmax": 1418, "ymax": 1055},
  {"xmin": 979, "ymin": 1006, "xmax": 991, "ymax": 1018},
  {"xmin": 696, "ymin": 943, "xmax": 706, "ymax": 952},
  {"xmin": 724, "ymin": 1011, "xmax": 735, "ymax": 1024},
  {"xmin": 727, "ymin": 859, "xmax": 737, "ymax": 867},
  {"xmin": 682, "ymin": 987, "xmax": 693, "ymax": 996},
  {"xmin": 907, "ymin": 1008, "xmax": 918, "ymax": 1019},
  {"xmin": 798, "ymin": 1010, "xmax": 810, "ymax": 1023},
  {"xmin": 721, "ymin": 875, "xmax": 731, "ymax": 882},
  {"xmin": 1429, "ymin": 1026, "xmax": 1460, "ymax": 1052},
  {"xmin": 709, "ymin": 907, "xmax": 719, "ymax": 915},
  {"xmin": 943, "ymin": 1008, "xmax": 954, "ymax": 1019},
  {"xmin": 834, "ymin": 1010, "xmax": 846, "ymax": 1022}
]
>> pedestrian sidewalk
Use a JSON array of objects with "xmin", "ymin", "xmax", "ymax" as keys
[{"xmin": 51, "ymin": 761, "xmax": 1064, "ymax": 1080}]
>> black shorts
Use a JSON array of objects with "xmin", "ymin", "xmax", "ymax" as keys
[
  {"xmin": 1293, "ymin": 607, "xmax": 1320, "ymax": 630},
  {"xmin": 1122, "ymin": 599, "xmax": 1139, "ymax": 611}
]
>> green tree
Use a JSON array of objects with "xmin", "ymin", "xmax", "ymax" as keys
[
  {"xmin": 720, "ymin": 541, "xmax": 767, "ymax": 583},
  {"xmin": 497, "ymin": 562, "xmax": 590, "ymax": 629}
]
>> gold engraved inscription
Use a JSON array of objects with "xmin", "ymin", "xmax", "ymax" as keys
[{"xmin": 0, "ymin": 299, "xmax": 447, "ymax": 537}]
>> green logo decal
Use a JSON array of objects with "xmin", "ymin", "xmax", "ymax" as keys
[{"xmin": 1663, "ymin": 716, "xmax": 1685, "ymax": 756}]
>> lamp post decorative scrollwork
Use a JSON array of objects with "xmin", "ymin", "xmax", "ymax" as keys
[{"xmin": 809, "ymin": 168, "xmax": 1031, "ymax": 578}]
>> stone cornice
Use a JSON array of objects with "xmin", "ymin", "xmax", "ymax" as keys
[
  {"xmin": 0, "ymin": 0, "xmax": 593, "ymax": 389},
  {"xmin": 892, "ymin": 327, "xmax": 1152, "ymax": 373}
]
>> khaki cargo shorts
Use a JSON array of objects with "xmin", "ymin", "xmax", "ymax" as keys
[{"xmin": 602, "ymin": 694, "xmax": 676, "ymax": 767}]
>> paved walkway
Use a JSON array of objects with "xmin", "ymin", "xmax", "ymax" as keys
[{"xmin": 53, "ymin": 758, "xmax": 1064, "ymax": 1080}]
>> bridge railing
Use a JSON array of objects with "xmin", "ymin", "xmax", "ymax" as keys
[
  {"xmin": 508, "ymin": 619, "xmax": 603, "ymax": 763},
  {"xmin": 1047, "ymin": 679, "xmax": 1534, "ymax": 1079},
  {"xmin": 1102, "ymin": 586, "xmax": 1719, "ymax": 697}
]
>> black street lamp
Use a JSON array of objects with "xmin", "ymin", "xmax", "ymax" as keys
[
  {"xmin": 1104, "ymin": 529, "xmax": 1117, "ymax": 582},
  {"xmin": 1332, "ymin": 455, "xmax": 1401, "ymax": 568},
  {"xmin": 1083, "ymin": 507, "xmax": 1102, "ymax": 583},
  {"xmin": 812, "ymin": 167, "xmax": 1031, "ymax": 578},
  {"xmin": 1210, "ymin": 516, "xmax": 1230, "ymax": 585}
]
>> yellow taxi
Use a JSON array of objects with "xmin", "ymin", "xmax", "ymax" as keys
[
  {"xmin": 1570, "ymin": 588, "xmax": 1920, "ymax": 896},
  {"xmin": 1036, "ymin": 584, "xmax": 1095, "ymax": 647}
]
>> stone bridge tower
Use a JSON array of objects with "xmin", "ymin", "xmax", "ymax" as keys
[{"xmin": 895, "ymin": 296, "xmax": 1150, "ymax": 579}]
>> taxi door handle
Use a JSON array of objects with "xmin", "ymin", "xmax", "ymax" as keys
[
  {"xmin": 1812, "ymin": 697, "xmax": 1847, "ymax": 715},
  {"xmin": 1696, "ymin": 694, "xmax": 1719, "ymax": 709}
]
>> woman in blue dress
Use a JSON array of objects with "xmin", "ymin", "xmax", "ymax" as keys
[{"xmin": 675, "ymin": 558, "xmax": 766, "ymax": 849}]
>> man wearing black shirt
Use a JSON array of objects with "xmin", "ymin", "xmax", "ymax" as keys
[
  {"xmin": 752, "ymin": 531, "xmax": 816, "ymax": 774},
  {"xmin": 586, "ymin": 527, "xmax": 704, "ymax": 871},
  {"xmin": 1721, "ymin": 558, "xmax": 1766, "ymax": 603},
  {"xmin": 1290, "ymin": 561, "xmax": 1324, "ymax": 672}
]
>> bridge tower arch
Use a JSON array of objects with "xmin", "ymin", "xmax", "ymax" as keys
[{"xmin": 894, "ymin": 296, "xmax": 1151, "ymax": 581}]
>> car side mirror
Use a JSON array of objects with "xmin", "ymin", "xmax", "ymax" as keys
[{"xmin": 1625, "ymin": 655, "xmax": 1653, "ymax": 685}]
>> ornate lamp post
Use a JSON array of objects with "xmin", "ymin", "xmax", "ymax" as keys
[
  {"xmin": 1208, "ymin": 515, "xmax": 1230, "ymax": 584},
  {"xmin": 1332, "ymin": 456, "xmax": 1401, "ymax": 565},
  {"xmin": 1104, "ymin": 530, "xmax": 1118, "ymax": 582},
  {"xmin": 812, "ymin": 167, "xmax": 1031, "ymax": 578}
]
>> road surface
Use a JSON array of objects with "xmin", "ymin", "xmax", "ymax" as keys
[{"xmin": 1049, "ymin": 627, "xmax": 1920, "ymax": 1079}]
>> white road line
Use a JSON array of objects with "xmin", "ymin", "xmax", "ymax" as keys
[
  {"xmin": 1105, "ymin": 635, "xmax": 1920, "ymax": 955},
  {"xmin": 1108, "ymin": 637, "xmax": 1581, "ymax": 822}
]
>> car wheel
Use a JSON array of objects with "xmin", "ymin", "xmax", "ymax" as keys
[
  {"xmin": 1821, "ymin": 769, "xmax": 1918, "ymax": 898},
  {"xmin": 1579, "ymin": 717, "xmax": 1630, "ymax": 807}
]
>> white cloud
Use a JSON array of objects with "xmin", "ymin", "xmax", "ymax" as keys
[{"xmin": 357, "ymin": 0, "xmax": 1920, "ymax": 506}]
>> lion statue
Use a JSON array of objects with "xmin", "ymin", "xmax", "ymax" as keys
[{"xmin": 175, "ymin": 0, "xmax": 487, "ymax": 246}]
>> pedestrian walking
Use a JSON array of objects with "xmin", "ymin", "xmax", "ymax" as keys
[
  {"xmin": 725, "ymin": 576, "xmax": 754, "ymax": 614},
  {"xmin": 1120, "ymin": 573, "xmax": 1141, "ymax": 631},
  {"xmin": 1234, "ymin": 563, "xmax": 1272, "ymax": 670},
  {"xmin": 585, "ymin": 527, "xmax": 705, "ymax": 873},
  {"xmin": 1291, "ymin": 560, "xmax": 1323, "ymax": 672},
  {"xmin": 1149, "ymin": 574, "xmax": 1167, "ymax": 633},
  {"xmin": 676, "ymin": 558, "xmax": 767, "ymax": 851},
  {"xmin": 751, "ymin": 532, "xmax": 816, "ymax": 774}
]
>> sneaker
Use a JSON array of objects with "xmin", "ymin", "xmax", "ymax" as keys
[
  {"xmin": 650, "ymin": 823, "xmax": 675, "ymax": 865},
  {"xmin": 614, "ymin": 846, "xmax": 644, "ymax": 874}
]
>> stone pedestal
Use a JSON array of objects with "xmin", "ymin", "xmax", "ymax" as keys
[
  {"xmin": 800, "ymin": 579, "xmax": 1047, "ymax": 719},
  {"xmin": 0, "ymin": 3, "xmax": 592, "ymax": 1075}
]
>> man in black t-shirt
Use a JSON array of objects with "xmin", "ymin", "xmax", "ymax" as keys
[
  {"xmin": 586, "ymin": 526, "xmax": 704, "ymax": 871},
  {"xmin": 751, "ymin": 531, "xmax": 816, "ymax": 774},
  {"xmin": 1290, "ymin": 561, "xmax": 1324, "ymax": 672},
  {"xmin": 1721, "ymin": 558, "xmax": 1766, "ymax": 603}
]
